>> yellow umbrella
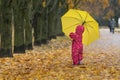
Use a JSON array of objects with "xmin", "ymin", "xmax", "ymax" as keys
[{"xmin": 61, "ymin": 9, "xmax": 100, "ymax": 45}]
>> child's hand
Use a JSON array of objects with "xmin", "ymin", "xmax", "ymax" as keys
[
  {"xmin": 69, "ymin": 32, "xmax": 77, "ymax": 39},
  {"xmin": 69, "ymin": 32, "xmax": 74, "ymax": 38}
]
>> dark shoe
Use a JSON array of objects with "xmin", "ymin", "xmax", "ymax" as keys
[{"xmin": 78, "ymin": 61, "xmax": 84, "ymax": 65}]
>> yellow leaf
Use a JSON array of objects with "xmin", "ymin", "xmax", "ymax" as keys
[{"xmin": 0, "ymin": 77, "xmax": 3, "ymax": 80}]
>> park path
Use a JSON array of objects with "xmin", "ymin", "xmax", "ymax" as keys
[
  {"xmin": 84, "ymin": 28, "xmax": 120, "ymax": 54},
  {"xmin": 82, "ymin": 29, "xmax": 120, "ymax": 75}
]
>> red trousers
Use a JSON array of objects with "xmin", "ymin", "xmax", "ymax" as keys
[{"xmin": 72, "ymin": 46, "xmax": 83, "ymax": 65}]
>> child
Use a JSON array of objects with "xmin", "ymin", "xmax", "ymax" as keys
[{"xmin": 69, "ymin": 25, "xmax": 84, "ymax": 65}]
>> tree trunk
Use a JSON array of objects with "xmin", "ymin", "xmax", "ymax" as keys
[
  {"xmin": 55, "ymin": 0, "xmax": 68, "ymax": 36},
  {"xmin": 24, "ymin": 0, "xmax": 33, "ymax": 50},
  {"xmin": 13, "ymin": 0, "xmax": 25, "ymax": 53},
  {"xmin": 0, "ymin": 0, "xmax": 13, "ymax": 57},
  {"xmin": 41, "ymin": 9, "xmax": 48, "ymax": 44},
  {"xmin": 47, "ymin": 0, "xmax": 56, "ymax": 40},
  {"xmin": 0, "ymin": 0, "xmax": 1, "ymax": 48},
  {"xmin": 32, "ymin": 0, "xmax": 43, "ymax": 46},
  {"xmin": 55, "ymin": 0, "xmax": 66, "ymax": 36},
  {"xmin": 61, "ymin": 0, "xmax": 69, "ymax": 15}
]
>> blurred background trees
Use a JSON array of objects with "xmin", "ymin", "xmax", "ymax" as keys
[{"xmin": 72, "ymin": 0, "xmax": 120, "ymax": 26}]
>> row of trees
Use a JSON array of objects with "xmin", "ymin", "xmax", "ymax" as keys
[
  {"xmin": 0, "ymin": 0, "xmax": 69, "ymax": 57},
  {"xmin": 0, "ymin": 0, "xmax": 120, "ymax": 57}
]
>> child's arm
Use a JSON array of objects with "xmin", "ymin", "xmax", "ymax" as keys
[{"xmin": 69, "ymin": 32, "xmax": 78, "ymax": 40}]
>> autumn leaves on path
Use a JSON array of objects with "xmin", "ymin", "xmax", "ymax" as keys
[{"xmin": 0, "ymin": 29, "xmax": 120, "ymax": 80}]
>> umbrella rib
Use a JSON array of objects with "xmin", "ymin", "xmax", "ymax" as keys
[
  {"xmin": 84, "ymin": 25, "xmax": 90, "ymax": 45},
  {"xmin": 62, "ymin": 17, "xmax": 81, "ymax": 21},
  {"xmin": 84, "ymin": 13, "xmax": 88, "ymax": 22},
  {"xmin": 85, "ymin": 23, "xmax": 99, "ymax": 35},
  {"xmin": 85, "ymin": 23, "xmax": 94, "ymax": 29},
  {"xmin": 75, "ymin": 10, "xmax": 84, "ymax": 23},
  {"xmin": 64, "ymin": 23, "xmax": 80, "ymax": 30},
  {"xmin": 84, "ymin": 25, "xmax": 99, "ymax": 45},
  {"xmin": 85, "ymin": 21, "xmax": 97, "ymax": 23},
  {"xmin": 83, "ymin": 13, "xmax": 97, "ymax": 25}
]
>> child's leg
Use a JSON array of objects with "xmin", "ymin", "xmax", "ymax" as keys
[
  {"xmin": 78, "ymin": 53, "xmax": 83, "ymax": 61},
  {"xmin": 72, "ymin": 48, "xmax": 79, "ymax": 65},
  {"xmin": 78, "ymin": 47, "xmax": 83, "ymax": 62},
  {"xmin": 72, "ymin": 55, "xmax": 79, "ymax": 65}
]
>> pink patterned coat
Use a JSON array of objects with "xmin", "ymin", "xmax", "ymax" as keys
[{"xmin": 69, "ymin": 25, "xmax": 84, "ymax": 65}]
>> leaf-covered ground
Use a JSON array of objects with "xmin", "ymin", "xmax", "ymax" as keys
[{"xmin": 0, "ymin": 29, "xmax": 120, "ymax": 80}]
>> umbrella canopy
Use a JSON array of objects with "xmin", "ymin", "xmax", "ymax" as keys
[{"xmin": 61, "ymin": 9, "xmax": 100, "ymax": 45}]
